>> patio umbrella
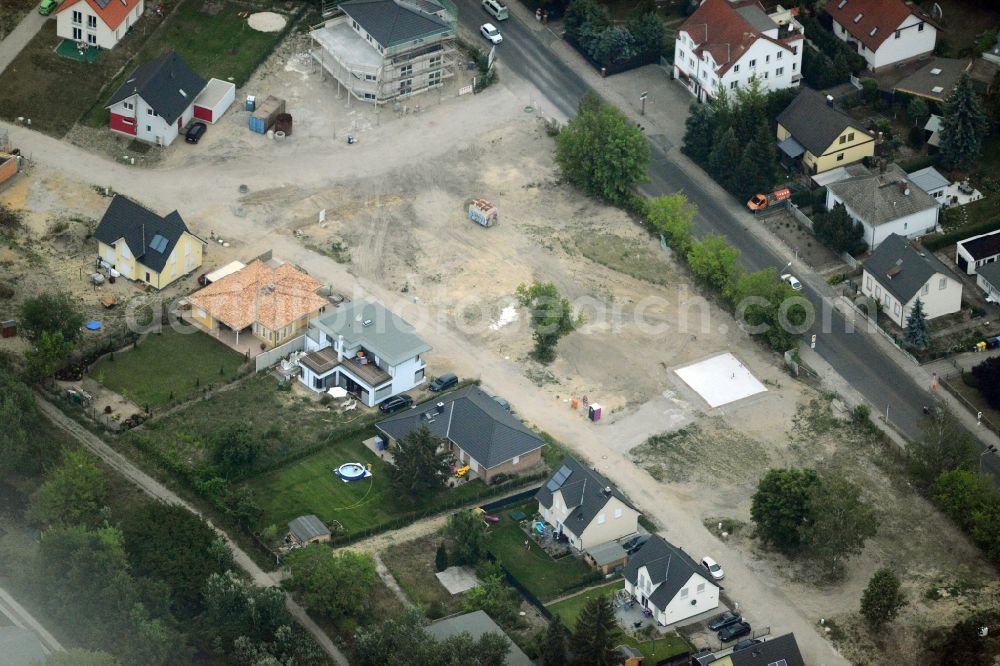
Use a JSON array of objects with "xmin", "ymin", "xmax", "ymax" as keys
[{"xmin": 327, "ymin": 387, "xmax": 348, "ymax": 399}]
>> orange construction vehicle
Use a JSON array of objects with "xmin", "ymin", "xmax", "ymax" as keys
[{"xmin": 747, "ymin": 187, "xmax": 791, "ymax": 211}]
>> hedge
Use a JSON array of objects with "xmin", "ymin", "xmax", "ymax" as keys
[
  {"xmin": 922, "ymin": 216, "xmax": 1000, "ymax": 251},
  {"xmin": 900, "ymin": 154, "xmax": 941, "ymax": 173}
]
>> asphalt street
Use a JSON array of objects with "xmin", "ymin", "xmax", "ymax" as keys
[{"xmin": 457, "ymin": 0, "xmax": 1000, "ymax": 480}]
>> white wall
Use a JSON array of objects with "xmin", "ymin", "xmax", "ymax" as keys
[
  {"xmin": 658, "ymin": 572, "xmax": 719, "ymax": 625},
  {"xmin": 826, "ymin": 189, "xmax": 938, "ymax": 250},
  {"xmin": 862, "ymin": 269, "xmax": 961, "ymax": 326},
  {"xmin": 57, "ymin": 0, "xmax": 143, "ymax": 50},
  {"xmin": 977, "ymin": 273, "xmax": 1000, "ymax": 301},
  {"xmin": 833, "ymin": 14, "xmax": 935, "ymax": 70}
]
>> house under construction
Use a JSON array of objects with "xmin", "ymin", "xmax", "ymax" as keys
[{"xmin": 310, "ymin": 0, "xmax": 457, "ymax": 106}]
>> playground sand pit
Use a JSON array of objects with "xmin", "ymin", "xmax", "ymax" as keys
[
  {"xmin": 247, "ymin": 11, "xmax": 286, "ymax": 32},
  {"xmin": 674, "ymin": 353, "xmax": 767, "ymax": 408}
]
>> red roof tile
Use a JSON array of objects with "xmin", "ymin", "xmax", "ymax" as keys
[
  {"xmin": 56, "ymin": 0, "xmax": 141, "ymax": 31},
  {"xmin": 678, "ymin": 0, "xmax": 794, "ymax": 77},
  {"xmin": 826, "ymin": 0, "xmax": 930, "ymax": 53}
]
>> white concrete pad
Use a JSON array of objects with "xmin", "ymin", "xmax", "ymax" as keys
[
  {"xmin": 674, "ymin": 353, "xmax": 766, "ymax": 408},
  {"xmin": 435, "ymin": 566, "xmax": 480, "ymax": 595}
]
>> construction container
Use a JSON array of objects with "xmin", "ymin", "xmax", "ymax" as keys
[
  {"xmin": 248, "ymin": 96, "xmax": 286, "ymax": 134},
  {"xmin": 468, "ymin": 198, "xmax": 498, "ymax": 227},
  {"xmin": 274, "ymin": 113, "xmax": 293, "ymax": 136}
]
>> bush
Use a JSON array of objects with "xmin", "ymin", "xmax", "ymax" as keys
[
  {"xmin": 922, "ymin": 215, "xmax": 1000, "ymax": 251},
  {"xmin": 907, "ymin": 125, "xmax": 926, "ymax": 149}
]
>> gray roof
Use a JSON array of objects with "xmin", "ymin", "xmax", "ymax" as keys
[
  {"xmin": 893, "ymin": 57, "xmax": 969, "ymax": 101},
  {"xmin": 776, "ymin": 89, "xmax": 870, "ymax": 157},
  {"xmin": 426, "ymin": 611, "xmax": 532, "ymax": 666},
  {"xmin": 534, "ymin": 456, "xmax": 637, "ymax": 533},
  {"xmin": 728, "ymin": 633, "xmax": 805, "ymax": 666},
  {"xmin": 623, "ymin": 535, "xmax": 717, "ymax": 609},
  {"xmin": 340, "ymin": 0, "xmax": 452, "ymax": 48},
  {"xmin": 0, "ymin": 627, "xmax": 46, "ymax": 666},
  {"xmin": 908, "ymin": 166, "xmax": 950, "ymax": 194},
  {"xmin": 959, "ymin": 229, "xmax": 1000, "ymax": 261},
  {"xmin": 734, "ymin": 4, "xmax": 775, "ymax": 33},
  {"xmin": 924, "ymin": 114, "xmax": 943, "ymax": 134},
  {"xmin": 376, "ymin": 385, "xmax": 545, "ymax": 468},
  {"xmin": 585, "ymin": 540, "xmax": 627, "ymax": 566},
  {"xmin": 977, "ymin": 261, "xmax": 1000, "ymax": 290},
  {"xmin": 827, "ymin": 164, "xmax": 938, "ymax": 227},
  {"xmin": 311, "ymin": 299, "xmax": 431, "ymax": 366},
  {"xmin": 95, "ymin": 195, "xmax": 198, "ymax": 273},
  {"xmin": 863, "ymin": 233, "xmax": 953, "ymax": 303},
  {"xmin": 288, "ymin": 514, "xmax": 331, "ymax": 542},
  {"xmin": 107, "ymin": 51, "xmax": 206, "ymax": 124}
]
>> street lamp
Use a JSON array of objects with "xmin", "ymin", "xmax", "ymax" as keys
[{"xmin": 980, "ymin": 444, "xmax": 998, "ymax": 472}]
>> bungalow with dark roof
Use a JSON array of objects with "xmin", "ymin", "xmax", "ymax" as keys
[
  {"xmin": 826, "ymin": 0, "xmax": 937, "ymax": 71},
  {"xmin": 776, "ymin": 89, "xmax": 873, "ymax": 174},
  {"xmin": 623, "ymin": 534, "xmax": 719, "ymax": 626},
  {"xmin": 535, "ymin": 456, "xmax": 640, "ymax": 551},
  {"xmin": 95, "ymin": 195, "xmax": 205, "ymax": 289}
]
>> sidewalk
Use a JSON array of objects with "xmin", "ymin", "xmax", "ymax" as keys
[{"xmin": 0, "ymin": 11, "xmax": 48, "ymax": 77}]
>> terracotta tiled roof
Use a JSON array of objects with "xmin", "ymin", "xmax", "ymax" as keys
[
  {"xmin": 56, "ymin": 0, "xmax": 141, "ymax": 31},
  {"xmin": 826, "ymin": 0, "xmax": 931, "ymax": 53},
  {"xmin": 678, "ymin": 0, "xmax": 795, "ymax": 77},
  {"xmin": 187, "ymin": 261, "xmax": 327, "ymax": 331}
]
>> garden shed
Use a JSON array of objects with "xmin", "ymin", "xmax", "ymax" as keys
[{"xmin": 288, "ymin": 514, "xmax": 332, "ymax": 545}]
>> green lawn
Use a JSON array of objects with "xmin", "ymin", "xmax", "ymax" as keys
[
  {"xmin": 546, "ymin": 580, "xmax": 622, "ymax": 627},
  {"xmin": 485, "ymin": 503, "xmax": 598, "ymax": 602},
  {"xmin": 91, "ymin": 327, "xmax": 246, "ymax": 410}
]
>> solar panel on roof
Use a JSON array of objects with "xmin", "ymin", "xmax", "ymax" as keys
[
  {"xmin": 149, "ymin": 234, "xmax": 169, "ymax": 253},
  {"xmin": 546, "ymin": 464, "xmax": 572, "ymax": 491}
]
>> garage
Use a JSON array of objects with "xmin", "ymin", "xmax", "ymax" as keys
[{"xmin": 193, "ymin": 78, "xmax": 236, "ymax": 124}]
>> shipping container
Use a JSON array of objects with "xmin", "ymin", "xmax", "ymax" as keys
[{"xmin": 249, "ymin": 96, "xmax": 286, "ymax": 134}]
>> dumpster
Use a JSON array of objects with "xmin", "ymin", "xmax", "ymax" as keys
[{"xmin": 468, "ymin": 198, "xmax": 498, "ymax": 227}]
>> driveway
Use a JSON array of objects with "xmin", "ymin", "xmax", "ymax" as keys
[{"xmin": 0, "ymin": 10, "xmax": 48, "ymax": 77}]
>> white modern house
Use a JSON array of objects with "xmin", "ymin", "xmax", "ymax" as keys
[
  {"xmin": 826, "ymin": 0, "xmax": 937, "ymax": 71},
  {"xmin": 673, "ymin": 0, "xmax": 804, "ymax": 102},
  {"xmin": 825, "ymin": 163, "xmax": 939, "ymax": 250},
  {"xmin": 861, "ymin": 233, "xmax": 962, "ymax": 327},
  {"xmin": 55, "ymin": 0, "xmax": 143, "ymax": 50},
  {"xmin": 298, "ymin": 299, "xmax": 431, "ymax": 407},
  {"xmin": 624, "ymin": 535, "xmax": 720, "ymax": 627},
  {"xmin": 956, "ymin": 229, "xmax": 1000, "ymax": 275}
]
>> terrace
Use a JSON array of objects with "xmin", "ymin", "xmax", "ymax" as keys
[{"xmin": 300, "ymin": 346, "xmax": 393, "ymax": 388}]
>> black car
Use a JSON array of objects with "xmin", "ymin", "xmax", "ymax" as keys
[
  {"xmin": 185, "ymin": 122, "xmax": 207, "ymax": 144},
  {"xmin": 707, "ymin": 611, "xmax": 742, "ymax": 632},
  {"xmin": 733, "ymin": 638, "xmax": 762, "ymax": 652},
  {"xmin": 718, "ymin": 622, "xmax": 752, "ymax": 643},
  {"xmin": 429, "ymin": 373, "xmax": 458, "ymax": 392},
  {"xmin": 378, "ymin": 394, "xmax": 414, "ymax": 414}
]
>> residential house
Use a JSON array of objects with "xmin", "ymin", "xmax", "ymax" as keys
[
  {"xmin": 95, "ymin": 195, "xmax": 205, "ymax": 289},
  {"xmin": 825, "ymin": 163, "xmax": 939, "ymax": 249},
  {"xmin": 908, "ymin": 166, "xmax": 950, "ymax": 202},
  {"xmin": 56, "ymin": 0, "xmax": 143, "ymax": 50},
  {"xmin": 287, "ymin": 515, "xmax": 332, "ymax": 545},
  {"xmin": 861, "ymin": 233, "xmax": 962, "ymax": 327},
  {"xmin": 975, "ymin": 262, "xmax": 1000, "ymax": 302},
  {"xmin": 376, "ymin": 385, "xmax": 545, "ymax": 483},
  {"xmin": 892, "ymin": 57, "xmax": 970, "ymax": 102},
  {"xmin": 623, "ymin": 535, "xmax": 719, "ymax": 626},
  {"xmin": 707, "ymin": 633, "xmax": 805, "ymax": 666},
  {"xmin": 310, "ymin": 0, "xmax": 456, "ymax": 105},
  {"xmin": 535, "ymin": 456, "xmax": 640, "ymax": 551},
  {"xmin": 673, "ymin": 0, "xmax": 804, "ymax": 103},
  {"xmin": 826, "ymin": 0, "xmax": 937, "ymax": 71},
  {"xmin": 0, "ymin": 627, "xmax": 46, "ymax": 666},
  {"xmin": 776, "ymin": 89, "xmax": 873, "ymax": 173},
  {"xmin": 298, "ymin": 299, "xmax": 430, "ymax": 407},
  {"xmin": 106, "ymin": 51, "xmax": 206, "ymax": 146},
  {"xmin": 426, "ymin": 611, "xmax": 533, "ymax": 666},
  {"xmin": 188, "ymin": 260, "xmax": 328, "ymax": 349},
  {"xmin": 957, "ymin": 229, "xmax": 1000, "ymax": 275}
]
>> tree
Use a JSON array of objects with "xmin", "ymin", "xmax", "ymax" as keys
[
  {"xmin": 572, "ymin": 594, "xmax": 621, "ymax": 666},
  {"xmin": 750, "ymin": 468, "xmax": 819, "ymax": 552},
  {"xmin": 724, "ymin": 270, "xmax": 807, "ymax": 353},
  {"xmin": 904, "ymin": 298, "xmax": 931, "ymax": 350},
  {"xmin": 590, "ymin": 25, "xmax": 637, "ymax": 66},
  {"xmin": 564, "ymin": 0, "xmax": 609, "ymax": 43},
  {"xmin": 939, "ymin": 73, "xmax": 988, "ymax": 171},
  {"xmin": 860, "ymin": 568, "xmax": 906, "ymax": 628},
  {"xmin": 936, "ymin": 609, "xmax": 1000, "ymax": 666},
  {"xmin": 686, "ymin": 235, "xmax": 741, "ymax": 290},
  {"xmin": 203, "ymin": 570, "xmax": 290, "ymax": 648},
  {"xmin": 803, "ymin": 473, "xmax": 878, "ymax": 575},
  {"xmin": 232, "ymin": 624, "xmax": 325, "ymax": 666},
  {"xmin": 43, "ymin": 649, "xmax": 119, "ymax": 665},
  {"xmin": 831, "ymin": 50, "xmax": 851, "ymax": 85},
  {"xmin": 285, "ymin": 546, "xmax": 377, "ymax": 621},
  {"xmin": 738, "ymin": 122, "xmax": 778, "ymax": 200},
  {"xmin": 387, "ymin": 423, "xmax": 451, "ymax": 499},
  {"xmin": 25, "ymin": 330, "xmax": 73, "ymax": 383},
  {"xmin": 121, "ymin": 503, "xmax": 233, "ymax": 617},
  {"xmin": 646, "ymin": 193, "xmax": 697, "ymax": 255},
  {"xmin": 447, "ymin": 510, "xmax": 487, "ymax": 565},
  {"xmin": 0, "ymin": 367, "xmax": 57, "ymax": 475},
  {"xmin": 908, "ymin": 407, "xmax": 977, "ymax": 487},
  {"xmin": 28, "ymin": 448, "xmax": 107, "ymax": 527},
  {"xmin": 463, "ymin": 575, "xmax": 521, "ymax": 628},
  {"xmin": 212, "ymin": 423, "xmax": 264, "ymax": 476},
  {"xmin": 515, "ymin": 281, "xmax": 583, "ymax": 363},
  {"xmin": 814, "ymin": 203, "xmax": 865, "ymax": 255},
  {"xmin": 908, "ymin": 97, "xmax": 929, "ymax": 125},
  {"xmin": 353, "ymin": 608, "xmax": 437, "ymax": 666},
  {"xmin": 628, "ymin": 12, "xmax": 664, "ymax": 60},
  {"xmin": 438, "ymin": 632, "xmax": 511, "ymax": 666},
  {"xmin": 970, "ymin": 503, "xmax": 1000, "ymax": 562},
  {"xmin": 540, "ymin": 615, "xmax": 570, "ymax": 666},
  {"xmin": 554, "ymin": 103, "xmax": 649, "ymax": 206},
  {"xmin": 931, "ymin": 469, "xmax": 995, "ymax": 532},
  {"xmin": 577, "ymin": 90, "xmax": 604, "ymax": 117},
  {"xmin": 707, "ymin": 127, "xmax": 740, "ymax": 193},
  {"xmin": 971, "ymin": 356, "xmax": 1000, "ymax": 409},
  {"xmin": 682, "ymin": 102, "xmax": 715, "ymax": 166},
  {"xmin": 435, "ymin": 542, "xmax": 449, "ymax": 572},
  {"xmin": 19, "ymin": 291, "xmax": 84, "ymax": 343}
]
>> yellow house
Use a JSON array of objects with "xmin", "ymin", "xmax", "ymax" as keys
[
  {"xmin": 776, "ymin": 89, "xmax": 875, "ymax": 174},
  {"xmin": 187, "ymin": 260, "xmax": 328, "ymax": 349},
  {"xmin": 95, "ymin": 195, "xmax": 205, "ymax": 290}
]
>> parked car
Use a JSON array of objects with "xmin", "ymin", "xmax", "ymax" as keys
[
  {"xmin": 185, "ymin": 122, "xmax": 207, "ymax": 144},
  {"xmin": 39, "ymin": 0, "xmax": 58, "ymax": 15},
  {"xmin": 733, "ymin": 638, "xmax": 762, "ymax": 652},
  {"xmin": 780, "ymin": 273, "xmax": 802, "ymax": 291},
  {"xmin": 429, "ymin": 373, "xmax": 458, "ymax": 392},
  {"xmin": 480, "ymin": 23, "xmax": 503, "ymax": 44},
  {"xmin": 378, "ymin": 394, "xmax": 414, "ymax": 414},
  {"xmin": 481, "ymin": 0, "xmax": 508, "ymax": 20},
  {"xmin": 701, "ymin": 556, "xmax": 725, "ymax": 581},
  {"xmin": 707, "ymin": 611, "xmax": 742, "ymax": 632},
  {"xmin": 718, "ymin": 622, "xmax": 752, "ymax": 643}
]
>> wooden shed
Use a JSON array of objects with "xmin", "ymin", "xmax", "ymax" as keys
[{"xmin": 288, "ymin": 514, "xmax": 332, "ymax": 545}]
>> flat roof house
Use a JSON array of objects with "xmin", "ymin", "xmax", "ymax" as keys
[
  {"xmin": 826, "ymin": 0, "xmax": 937, "ymax": 71},
  {"xmin": 776, "ymin": 89, "xmax": 873, "ymax": 174},
  {"xmin": 907, "ymin": 166, "xmax": 950, "ymax": 203},
  {"xmin": 376, "ymin": 385, "xmax": 546, "ymax": 483},
  {"xmin": 624, "ymin": 535, "xmax": 719, "ymax": 627},
  {"xmin": 56, "ymin": 0, "xmax": 143, "ymax": 50},
  {"xmin": 861, "ymin": 233, "xmax": 961, "ymax": 328},
  {"xmin": 957, "ymin": 229, "xmax": 1000, "ymax": 275},
  {"xmin": 95, "ymin": 195, "xmax": 205, "ymax": 290},
  {"xmin": 535, "ymin": 456, "xmax": 639, "ymax": 552},
  {"xmin": 298, "ymin": 299, "xmax": 430, "ymax": 407}
]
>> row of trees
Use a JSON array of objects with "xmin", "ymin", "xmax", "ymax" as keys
[{"xmin": 564, "ymin": 0, "xmax": 665, "ymax": 68}]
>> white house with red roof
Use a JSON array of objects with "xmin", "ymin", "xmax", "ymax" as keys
[
  {"xmin": 826, "ymin": 0, "xmax": 937, "ymax": 71},
  {"xmin": 673, "ymin": 0, "xmax": 804, "ymax": 102},
  {"xmin": 55, "ymin": 0, "xmax": 143, "ymax": 50}
]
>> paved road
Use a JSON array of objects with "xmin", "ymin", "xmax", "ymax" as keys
[
  {"xmin": 0, "ymin": 10, "xmax": 48, "ymax": 77},
  {"xmin": 34, "ymin": 397, "xmax": 351, "ymax": 666},
  {"xmin": 455, "ymin": 0, "xmax": 1000, "ymax": 482},
  {"xmin": 0, "ymin": 585, "xmax": 64, "ymax": 655}
]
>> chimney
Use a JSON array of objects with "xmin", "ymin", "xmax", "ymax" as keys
[
  {"xmin": 900, "ymin": 181, "xmax": 910, "ymax": 196},
  {"xmin": 337, "ymin": 334, "xmax": 344, "ymax": 362},
  {"xmin": 826, "ymin": 94, "xmax": 834, "ymax": 107}
]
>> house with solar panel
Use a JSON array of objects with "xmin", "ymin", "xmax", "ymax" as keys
[
  {"xmin": 95, "ymin": 195, "xmax": 205, "ymax": 290},
  {"xmin": 534, "ymin": 456, "xmax": 640, "ymax": 552}
]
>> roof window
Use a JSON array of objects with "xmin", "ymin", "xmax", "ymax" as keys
[
  {"xmin": 931, "ymin": 86, "xmax": 944, "ymax": 93},
  {"xmin": 869, "ymin": 27, "xmax": 878, "ymax": 36},
  {"xmin": 930, "ymin": 68, "xmax": 942, "ymax": 75},
  {"xmin": 853, "ymin": 13, "xmax": 863, "ymax": 23},
  {"xmin": 837, "ymin": 0, "xmax": 847, "ymax": 7}
]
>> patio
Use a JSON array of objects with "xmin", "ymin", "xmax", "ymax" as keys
[
  {"xmin": 178, "ymin": 311, "xmax": 263, "ymax": 358},
  {"xmin": 518, "ymin": 515, "xmax": 574, "ymax": 559},
  {"xmin": 615, "ymin": 594, "xmax": 671, "ymax": 637},
  {"xmin": 55, "ymin": 39, "xmax": 101, "ymax": 63}
]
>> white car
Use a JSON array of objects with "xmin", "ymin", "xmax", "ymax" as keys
[
  {"xmin": 781, "ymin": 273, "xmax": 802, "ymax": 291},
  {"xmin": 480, "ymin": 23, "xmax": 503, "ymax": 44},
  {"xmin": 702, "ymin": 556, "xmax": 725, "ymax": 581}
]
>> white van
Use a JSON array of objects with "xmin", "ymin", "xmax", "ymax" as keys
[{"xmin": 482, "ymin": 0, "xmax": 508, "ymax": 20}]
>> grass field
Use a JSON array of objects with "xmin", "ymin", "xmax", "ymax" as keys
[
  {"xmin": 382, "ymin": 533, "xmax": 466, "ymax": 617},
  {"xmin": 91, "ymin": 327, "xmax": 246, "ymax": 410},
  {"xmin": 485, "ymin": 503, "xmax": 598, "ymax": 602}
]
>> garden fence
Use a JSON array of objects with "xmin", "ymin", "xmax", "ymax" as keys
[
  {"xmin": 479, "ymin": 486, "xmax": 541, "ymax": 512},
  {"xmin": 483, "ymin": 551, "xmax": 553, "ymax": 620},
  {"xmin": 255, "ymin": 335, "xmax": 306, "ymax": 372}
]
